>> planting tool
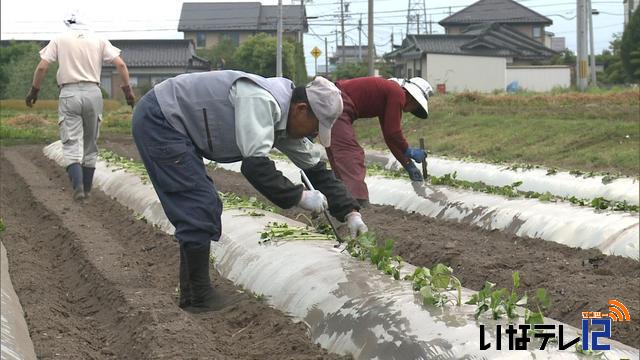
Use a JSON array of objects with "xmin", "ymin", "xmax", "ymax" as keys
[
  {"xmin": 420, "ymin": 137, "xmax": 428, "ymax": 179},
  {"xmin": 300, "ymin": 170, "xmax": 344, "ymax": 245}
]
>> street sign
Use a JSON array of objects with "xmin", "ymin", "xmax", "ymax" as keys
[{"xmin": 310, "ymin": 46, "xmax": 322, "ymax": 59}]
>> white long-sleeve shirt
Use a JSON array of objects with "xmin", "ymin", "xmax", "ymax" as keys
[{"xmin": 229, "ymin": 78, "xmax": 321, "ymax": 169}]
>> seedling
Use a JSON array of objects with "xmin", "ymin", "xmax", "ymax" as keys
[
  {"xmin": 344, "ymin": 232, "xmax": 404, "ymax": 280},
  {"xmin": 466, "ymin": 271, "xmax": 550, "ymax": 324},
  {"xmin": 405, "ymin": 264, "xmax": 462, "ymax": 307}
]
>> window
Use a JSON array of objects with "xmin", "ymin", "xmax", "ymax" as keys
[
  {"xmin": 532, "ymin": 26, "xmax": 542, "ymax": 38},
  {"xmin": 196, "ymin": 32, "xmax": 206, "ymax": 48},
  {"xmin": 408, "ymin": 68, "xmax": 413, "ymax": 78},
  {"xmin": 221, "ymin": 32, "xmax": 240, "ymax": 46}
]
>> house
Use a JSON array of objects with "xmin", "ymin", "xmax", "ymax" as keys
[
  {"xmin": 439, "ymin": 0, "xmax": 553, "ymax": 45},
  {"xmin": 178, "ymin": 2, "xmax": 308, "ymax": 50},
  {"xmin": 330, "ymin": 45, "xmax": 376, "ymax": 65},
  {"xmin": 101, "ymin": 40, "xmax": 210, "ymax": 99},
  {"xmin": 384, "ymin": 23, "xmax": 568, "ymax": 92}
]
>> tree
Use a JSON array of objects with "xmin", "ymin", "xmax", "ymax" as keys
[
  {"xmin": 0, "ymin": 41, "xmax": 59, "ymax": 99},
  {"xmin": 620, "ymin": 7, "xmax": 640, "ymax": 81},
  {"xmin": 196, "ymin": 37, "xmax": 237, "ymax": 70},
  {"xmin": 598, "ymin": 34, "xmax": 629, "ymax": 84},
  {"xmin": 231, "ymin": 33, "xmax": 298, "ymax": 83},
  {"xmin": 551, "ymin": 49, "xmax": 576, "ymax": 65}
]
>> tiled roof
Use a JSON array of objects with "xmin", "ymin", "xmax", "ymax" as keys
[
  {"xmin": 386, "ymin": 23, "xmax": 555, "ymax": 61},
  {"xmin": 439, "ymin": 0, "xmax": 552, "ymax": 25},
  {"xmin": 178, "ymin": 2, "xmax": 307, "ymax": 32},
  {"xmin": 104, "ymin": 40, "xmax": 210, "ymax": 69}
]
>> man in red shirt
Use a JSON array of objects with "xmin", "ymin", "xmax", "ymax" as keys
[{"xmin": 327, "ymin": 76, "xmax": 433, "ymax": 207}]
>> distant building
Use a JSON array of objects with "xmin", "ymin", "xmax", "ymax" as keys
[
  {"xmin": 178, "ymin": 2, "xmax": 308, "ymax": 49},
  {"xmin": 330, "ymin": 45, "xmax": 377, "ymax": 65},
  {"xmin": 439, "ymin": 0, "xmax": 554, "ymax": 45},
  {"xmin": 624, "ymin": 0, "xmax": 639, "ymax": 26},
  {"xmin": 385, "ymin": 23, "xmax": 567, "ymax": 92},
  {"xmin": 0, "ymin": 39, "xmax": 210, "ymax": 99},
  {"xmin": 550, "ymin": 37, "xmax": 566, "ymax": 52},
  {"xmin": 101, "ymin": 40, "xmax": 210, "ymax": 98}
]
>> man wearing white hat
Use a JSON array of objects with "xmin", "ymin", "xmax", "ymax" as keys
[
  {"xmin": 132, "ymin": 70, "xmax": 368, "ymax": 312},
  {"xmin": 327, "ymin": 76, "xmax": 433, "ymax": 207},
  {"xmin": 25, "ymin": 11, "xmax": 135, "ymax": 202}
]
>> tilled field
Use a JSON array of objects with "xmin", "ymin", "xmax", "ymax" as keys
[
  {"xmin": 1, "ymin": 138, "xmax": 638, "ymax": 358},
  {"xmin": 0, "ymin": 145, "xmax": 346, "ymax": 359}
]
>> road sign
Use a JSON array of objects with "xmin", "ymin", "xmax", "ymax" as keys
[{"xmin": 310, "ymin": 46, "xmax": 322, "ymax": 59}]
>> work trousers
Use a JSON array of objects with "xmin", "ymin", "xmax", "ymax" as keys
[
  {"xmin": 325, "ymin": 92, "xmax": 368, "ymax": 201},
  {"xmin": 57, "ymin": 82, "xmax": 103, "ymax": 167},
  {"xmin": 132, "ymin": 90, "xmax": 223, "ymax": 249}
]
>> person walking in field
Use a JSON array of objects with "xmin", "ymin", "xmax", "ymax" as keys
[
  {"xmin": 25, "ymin": 12, "xmax": 135, "ymax": 201},
  {"xmin": 327, "ymin": 76, "xmax": 433, "ymax": 207},
  {"xmin": 131, "ymin": 70, "xmax": 369, "ymax": 312}
]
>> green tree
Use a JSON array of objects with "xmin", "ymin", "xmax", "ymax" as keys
[
  {"xmin": 334, "ymin": 62, "xmax": 369, "ymax": 80},
  {"xmin": 551, "ymin": 49, "xmax": 576, "ymax": 65},
  {"xmin": 196, "ymin": 37, "xmax": 237, "ymax": 70},
  {"xmin": 231, "ymin": 33, "xmax": 297, "ymax": 82},
  {"xmin": 598, "ymin": 34, "xmax": 629, "ymax": 84},
  {"xmin": 334, "ymin": 61, "xmax": 394, "ymax": 80},
  {"xmin": 0, "ymin": 41, "xmax": 59, "ymax": 99},
  {"xmin": 620, "ymin": 8, "xmax": 640, "ymax": 81}
]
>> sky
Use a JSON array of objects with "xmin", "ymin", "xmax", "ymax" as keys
[{"xmin": 0, "ymin": 0, "xmax": 627, "ymax": 76}]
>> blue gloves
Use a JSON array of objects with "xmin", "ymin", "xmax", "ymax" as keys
[
  {"xmin": 404, "ymin": 162, "xmax": 423, "ymax": 182},
  {"xmin": 404, "ymin": 147, "xmax": 427, "ymax": 163}
]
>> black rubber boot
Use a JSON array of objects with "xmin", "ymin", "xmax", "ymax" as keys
[
  {"xmin": 66, "ymin": 163, "xmax": 85, "ymax": 202},
  {"xmin": 178, "ymin": 244, "xmax": 192, "ymax": 308},
  {"xmin": 183, "ymin": 243, "xmax": 238, "ymax": 312},
  {"xmin": 356, "ymin": 198, "xmax": 370, "ymax": 208},
  {"xmin": 82, "ymin": 166, "xmax": 95, "ymax": 198}
]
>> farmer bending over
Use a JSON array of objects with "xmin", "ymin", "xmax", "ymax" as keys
[
  {"xmin": 132, "ymin": 70, "xmax": 369, "ymax": 312},
  {"xmin": 327, "ymin": 76, "xmax": 433, "ymax": 207},
  {"xmin": 25, "ymin": 11, "xmax": 135, "ymax": 201}
]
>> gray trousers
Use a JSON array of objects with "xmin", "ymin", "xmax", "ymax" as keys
[{"xmin": 57, "ymin": 83, "xmax": 103, "ymax": 167}]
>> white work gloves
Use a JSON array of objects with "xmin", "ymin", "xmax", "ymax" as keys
[
  {"xmin": 298, "ymin": 190, "xmax": 328, "ymax": 214},
  {"xmin": 345, "ymin": 211, "xmax": 368, "ymax": 238}
]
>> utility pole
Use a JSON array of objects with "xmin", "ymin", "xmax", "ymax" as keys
[
  {"xmin": 417, "ymin": 14, "xmax": 420, "ymax": 34},
  {"xmin": 576, "ymin": 0, "xmax": 588, "ymax": 91},
  {"xmin": 587, "ymin": 0, "xmax": 597, "ymax": 86},
  {"xmin": 276, "ymin": 0, "xmax": 283, "ymax": 77},
  {"xmin": 325, "ymin": 37, "xmax": 329, "ymax": 77},
  {"xmin": 368, "ymin": 0, "xmax": 374, "ymax": 75},
  {"xmin": 340, "ymin": 0, "xmax": 346, "ymax": 64},
  {"xmin": 391, "ymin": 28, "xmax": 394, "ymax": 52},
  {"xmin": 358, "ymin": 15, "xmax": 362, "ymax": 62}
]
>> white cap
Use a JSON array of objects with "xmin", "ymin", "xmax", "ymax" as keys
[
  {"xmin": 389, "ymin": 77, "xmax": 433, "ymax": 118},
  {"xmin": 305, "ymin": 76, "xmax": 343, "ymax": 147}
]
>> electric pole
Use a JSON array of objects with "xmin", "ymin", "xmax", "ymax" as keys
[
  {"xmin": 341, "ymin": 0, "xmax": 346, "ymax": 64},
  {"xmin": 358, "ymin": 15, "xmax": 362, "ymax": 61},
  {"xmin": 368, "ymin": 0, "xmax": 374, "ymax": 75},
  {"xmin": 276, "ymin": 0, "xmax": 283, "ymax": 77},
  {"xmin": 576, "ymin": 0, "xmax": 588, "ymax": 91},
  {"xmin": 587, "ymin": 0, "xmax": 597, "ymax": 86},
  {"xmin": 325, "ymin": 37, "xmax": 329, "ymax": 77}
]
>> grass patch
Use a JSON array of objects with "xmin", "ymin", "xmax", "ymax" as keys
[
  {"xmin": 354, "ymin": 89, "xmax": 640, "ymax": 176},
  {"xmin": 0, "ymin": 101, "xmax": 133, "ymax": 144}
]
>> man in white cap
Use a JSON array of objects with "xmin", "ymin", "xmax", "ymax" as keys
[
  {"xmin": 25, "ymin": 11, "xmax": 135, "ymax": 202},
  {"xmin": 328, "ymin": 76, "xmax": 433, "ymax": 207},
  {"xmin": 131, "ymin": 70, "xmax": 368, "ymax": 312}
]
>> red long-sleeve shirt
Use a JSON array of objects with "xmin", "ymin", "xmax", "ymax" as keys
[{"xmin": 336, "ymin": 77, "xmax": 410, "ymax": 165}]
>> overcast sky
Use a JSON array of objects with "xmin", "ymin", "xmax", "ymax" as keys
[{"xmin": 0, "ymin": 0, "xmax": 626, "ymax": 75}]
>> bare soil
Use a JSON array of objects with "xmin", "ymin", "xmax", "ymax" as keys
[
  {"xmin": 0, "ymin": 145, "xmax": 347, "ymax": 360},
  {"xmin": 1, "ymin": 136, "xmax": 638, "ymax": 359}
]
